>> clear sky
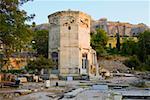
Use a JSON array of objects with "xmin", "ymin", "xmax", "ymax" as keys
[{"xmin": 21, "ymin": 0, "xmax": 150, "ymax": 26}]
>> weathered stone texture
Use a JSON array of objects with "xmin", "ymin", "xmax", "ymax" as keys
[
  {"xmin": 48, "ymin": 10, "xmax": 98, "ymax": 76},
  {"xmin": 91, "ymin": 18, "xmax": 149, "ymax": 36}
]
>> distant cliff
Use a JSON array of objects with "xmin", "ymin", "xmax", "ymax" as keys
[
  {"xmin": 91, "ymin": 18, "xmax": 149, "ymax": 36},
  {"xmin": 33, "ymin": 18, "xmax": 149, "ymax": 36},
  {"xmin": 32, "ymin": 23, "xmax": 49, "ymax": 31}
]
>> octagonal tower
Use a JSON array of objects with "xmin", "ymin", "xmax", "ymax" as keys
[{"xmin": 48, "ymin": 10, "xmax": 98, "ymax": 77}]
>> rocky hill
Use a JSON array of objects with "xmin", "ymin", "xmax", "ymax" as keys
[
  {"xmin": 33, "ymin": 19, "xmax": 149, "ymax": 36},
  {"xmin": 32, "ymin": 23, "xmax": 49, "ymax": 31},
  {"xmin": 91, "ymin": 18, "xmax": 149, "ymax": 36},
  {"xmin": 98, "ymin": 56, "xmax": 129, "ymax": 72}
]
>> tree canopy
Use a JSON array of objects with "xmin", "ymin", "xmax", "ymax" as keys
[
  {"xmin": 121, "ymin": 38, "xmax": 138, "ymax": 55},
  {"xmin": 0, "ymin": 0, "xmax": 35, "ymax": 57},
  {"xmin": 27, "ymin": 55, "xmax": 54, "ymax": 73},
  {"xmin": 123, "ymin": 30, "xmax": 150, "ymax": 71},
  {"xmin": 32, "ymin": 30, "xmax": 48, "ymax": 58},
  {"xmin": 137, "ymin": 30, "xmax": 150, "ymax": 62},
  {"xmin": 91, "ymin": 29, "xmax": 108, "ymax": 56}
]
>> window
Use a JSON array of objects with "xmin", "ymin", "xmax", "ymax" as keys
[
  {"xmin": 82, "ymin": 59, "xmax": 84, "ymax": 69},
  {"xmin": 68, "ymin": 26, "xmax": 71, "ymax": 30},
  {"xmin": 96, "ymin": 25, "xmax": 99, "ymax": 28},
  {"xmin": 70, "ymin": 20, "xmax": 74, "ymax": 23},
  {"xmin": 82, "ymin": 53, "xmax": 88, "ymax": 69},
  {"xmin": 109, "ymin": 43, "xmax": 112, "ymax": 49},
  {"xmin": 78, "ymin": 68, "xmax": 80, "ymax": 74},
  {"xmin": 51, "ymin": 52, "xmax": 58, "ymax": 58},
  {"xmin": 51, "ymin": 52, "xmax": 58, "ymax": 67}
]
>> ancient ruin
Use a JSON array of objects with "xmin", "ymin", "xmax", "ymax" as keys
[{"xmin": 48, "ymin": 10, "xmax": 98, "ymax": 77}]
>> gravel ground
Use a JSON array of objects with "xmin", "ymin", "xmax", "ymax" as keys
[
  {"xmin": 14, "ymin": 92, "xmax": 52, "ymax": 100},
  {"xmin": 0, "ymin": 76, "xmax": 146, "ymax": 100},
  {"xmin": 108, "ymin": 76, "xmax": 140, "ymax": 84},
  {"xmin": 73, "ymin": 90, "xmax": 109, "ymax": 100}
]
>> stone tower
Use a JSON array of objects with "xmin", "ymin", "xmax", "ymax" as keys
[{"xmin": 48, "ymin": 10, "xmax": 98, "ymax": 77}]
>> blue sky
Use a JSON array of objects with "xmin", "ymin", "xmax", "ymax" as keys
[{"xmin": 21, "ymin": 0, "xmax": 150, "ymax": 26}]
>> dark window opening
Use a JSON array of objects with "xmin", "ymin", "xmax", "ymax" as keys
[
  {"xmin": 56, "ymin": 59, "xmax": 58, "ymax": 63},
  {"xmin": 79, "ymin": 68, "xmax": 80, "ymax": 74},
  {"xmin": 70, "ymin": 20, "xmax": 74, "ymax": 23},
  {"xmin": 82, "ymin": 59, "xmax": 84, "ymax": 69},
  {"xmin": 51, "ymin": 52, "xmax": 58, "ymax": 58},
  {"xmin": 90, "ymin": 65, "xmax": 92, "ymax": 70},
  {"xmin": 96, "ymin": 25, "xmax": 100, "ymax": 28},
  {"xmin": 80, "ymin": 19, "xmax": 83, "ymax": 23},
  {"xmin": 68, "ymin": 26, "xmax": 71, "ymax": 30},
  {"xmin": 82, "ymin": 53, "xmax": 88, "ymax": 69},
  {"xmin": 51, "ymin": 52, "xmax": 58, "ymax": 68},
  {"xmin": 82, "ymin": 53, "xmax": 87, "ymax": 59},
  {"xmin": 109, "ymin": 43, "xmax": 112, "ymax": 49}
]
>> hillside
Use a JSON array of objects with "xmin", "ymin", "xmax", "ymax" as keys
[
  {"xmin": 32, "ymin": 23, "xmax": 49, "ymax": 31},
  {"xmin": 91, "ymin": 18, "xmax": 149, "ymax": 36},
  {"xmin": 33, "ymin": 19, "xmax": 149, "ymax": 36},
  {"xmin": 98, "ymin": 56, "xmax": 130, "ymax": 72}
]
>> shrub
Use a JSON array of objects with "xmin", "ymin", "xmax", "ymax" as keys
[
  {"xmin": 138, "ymin": 63, "xmax": 150, "ymax": 71},
  {"xmin": 27, "ymin": 55, "xmax": 54, "ymax": 74},
  {"xmin": 1, "ymin": 70, "xmax": 22, "ymax": 74},
  {"xmin": 124, "ymin": 55, "xmax": 140, "ymax": 70}
]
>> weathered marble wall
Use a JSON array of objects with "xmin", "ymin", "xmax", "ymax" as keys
[{"xmin": 48, "ymin": 10, "xmax": 98, "ymax": 76}]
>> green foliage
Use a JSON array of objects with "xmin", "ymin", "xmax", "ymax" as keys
[
  {"xmin": 124, "ymin": 55, "xmax": 140, "ymax": 69},
  {"xmin": 0, "ymin": 54, "xmax": 4, "ymax": 71},
  {"xmin": 27, "ymin": 56, "xmax": 54, "ymax": 73},
  {"xmin": 32, "ymin": 30, "xmax": 48, "ymax": 58},
  {"xmin": 124, "ymin": 57, "xmax": 150, "ymax": 71},
  {"xmin": 94, "ymin": 45, "xmax": 107, "ymax": 56},
  {"xmin": 0, "ymin": 0, "xmax": 34, "ymax": 57},
  {"xmin": 137, "ymin": 30, "xmax": 150, "ymax": 62},
  {"xmin": 107, "ymin": 47, "xmax": 121, "ymax": 55},
  {"xmin": 116, "ymin": 33, "xmax": 121, "ymax": 51},
  {"xmin": 138, "ymin": 63, "xmax": 150, "ymax": 71},
  {"xmin": 145, "ymin": 55, "xmax": 150, "ymax": 67},
  {"xmin": 117, "ymin": 30, "xmax": 150, "ymax": 71},
  {"xmin": 121, "ymin": 38, "xmax": 138, "ymax": 55},
  {"xmin": 1, "ymin": 69, "xmax": 22, "ymax": 74},
  {"xmin": 91, "ymin": 29, "xmax": 108, "ymax": 56}
]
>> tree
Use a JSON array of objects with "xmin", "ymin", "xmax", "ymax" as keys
[
  {"xmin": 145, "ymin": 55, "xmax": 150, "ymax": 67},
  {"xmin": 0, "ymin": 0, "xmax": 34, "ymax": 50},
  {"xmin": 123, "ymin": 30, "xmax": 150, "ymax": 71},
  {"xmin": 121, "ymin": 38, "xmax": 138, "ymax": 55},
  {"xmin": 116, "ymin": 33, "xmax": 121, "ymax": 51},
  {"xmin": 91, "ymin": 29, "xmax": 108, "ymax": 56},
  {"xmin": 0, "ymin": 0, "xmax": 34, "ymax": 69},
  {"xmin": 0, "ymin": 54, "xmax": 5, "ymax": 71},
  {"xmin": 137, "ymin": 30, "xmax": 150, "ymax": 62},
  {"xmin": 27, "ymin": 55, "xmax": 54, "ymax": 74},
  {"xmin": 124, "ymin": 55, "xmax": 140, "ymax": 70},
  {"xmin": 32, "ymin": 30, "xmax": 48, "ymax": 58}
]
